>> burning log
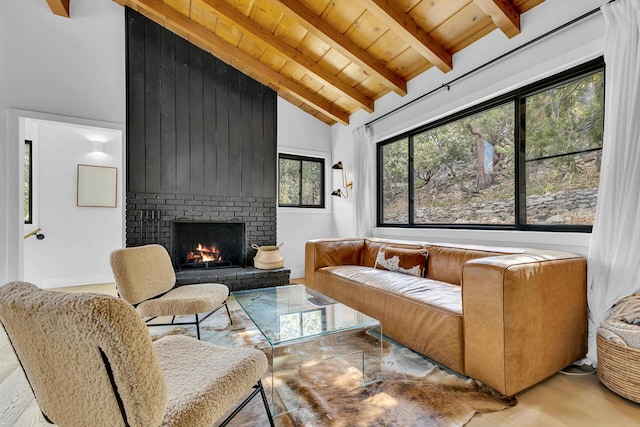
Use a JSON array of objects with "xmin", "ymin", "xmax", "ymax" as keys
[{"xmin": 186, "ymin": 243, "xmax": 222, "ymax": 263}]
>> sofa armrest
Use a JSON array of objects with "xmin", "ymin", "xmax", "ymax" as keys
[
  {"xmin": 462, "ymin": 251, "xmax": 587, "ymax": 396},
  {"xmin": 305, "ymin": 238, "xmax": 365, "ymax": 289}
]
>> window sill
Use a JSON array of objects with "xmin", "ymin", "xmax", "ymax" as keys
[{"xmin": 372, "ymin": 227, "xmax": 591, "ymax": 256}]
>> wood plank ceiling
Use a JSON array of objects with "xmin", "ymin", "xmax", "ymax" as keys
[{"xmin": 54, "ymin": 0, "xmax": 546, "ymax": 125}]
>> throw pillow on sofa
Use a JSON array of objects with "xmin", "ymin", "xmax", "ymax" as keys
[{"xmin": 374, "ymin": 247, "xmax": 429, "ymax": 277}]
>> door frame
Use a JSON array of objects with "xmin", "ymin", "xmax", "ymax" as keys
[{"xmin": 7, "ymin": 109, "xmax": 125, "ymax": 282}]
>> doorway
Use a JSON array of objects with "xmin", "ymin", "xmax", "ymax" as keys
[{"xmin": 10, "ymin": 110, "xmax": 125, "ymax": 288}]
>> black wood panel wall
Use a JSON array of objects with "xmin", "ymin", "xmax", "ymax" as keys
[{"xmin": 126, "ymin": 8, "xmax": 277, "ymax": 198}]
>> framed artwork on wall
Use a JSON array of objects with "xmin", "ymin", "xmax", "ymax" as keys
[{"xmin": 77, "ymin": 164, "xmax": 118, "ymax": 208}]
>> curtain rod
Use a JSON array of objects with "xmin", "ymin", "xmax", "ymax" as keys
[{"xmin": 364, "ymin": 2, "xmax": 612, "ymax": 128}]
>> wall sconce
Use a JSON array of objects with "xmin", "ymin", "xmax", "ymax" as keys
[
  {"xmin": 331, "ymin": 161, "xmax": 353, "ymax": 198},
  {"xmin": 91, "ymin": 140, "xmax": 105, "ymax": 153}
]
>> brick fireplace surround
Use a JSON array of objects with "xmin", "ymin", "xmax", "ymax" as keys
[{"xmin": 125, "ymin": 192, "xmax": 290, "ymax": 291}]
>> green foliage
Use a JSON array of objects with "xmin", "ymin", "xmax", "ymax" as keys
[
  {"xmin": 381, "ymin": 138, "xmax": 409, "ymax": 189},
  {"xmin": 279, "ymin": 157, "xmax": 324, "ymax": 207},
  {"xmin": 279, "ymin": 158, "xmax": 300, "ymax": 205},
  {"xmin": 381, "ymin": 139, "xmax": 409, "ymax": 222},
  {"xmin": 301, "ymin": 161, "xmax": 322, "ymax": 205},
  {"xmin": 526, "ymin": 72, "xmax": 604, "ymax": 160},
  {"xmin": 524, "ymin": 72, "xmax": 604, "ymax": 202},
  {"xmin": 381, "ymin": 70, "xmax": 603, "ymax": 225},
  {"xmin": 414, "ymin": 122, "xmax": 472, "ymax": 183},
  {"xmin": 412, "ymin": 102, "xmax": 514, "ymax": 197}
]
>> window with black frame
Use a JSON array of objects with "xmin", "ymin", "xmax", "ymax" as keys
[
  {"xmin": 378, "ymin": 58, "xmax": 604, "ymax": 232},
  {"xmin": 24, "ymin": 140, "xmax": 32, "ymax": 224},
  {"xmin": 278, "ymin": 153, "xmax": 325, "ymax": 208}
]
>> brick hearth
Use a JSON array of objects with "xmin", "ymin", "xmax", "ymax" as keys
[{"xmin": 175, "ymin": 267, "xmax": 290, "ymax": 291}]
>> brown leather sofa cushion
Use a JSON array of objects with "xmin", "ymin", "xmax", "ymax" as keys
[
  {"xmin": 325, "ymin": 265, "xmax": 462, "ymax": 314},
  {"xmin": 315, "ymin": 266, "xmax": 464, "ymax": 372},
  {"xmin": 426, "ymin": 245, "xmax": 505, "ymax": 285},
  {"xmin": 307, "ymin": 238, "xmax": 364, "ymax": 269}
]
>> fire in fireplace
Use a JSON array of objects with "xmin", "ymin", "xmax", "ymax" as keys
[
  {"xmin": 173, "ymin": 222, "xmax": 245, "ymax": 270},
  {"xmin": 186, "ymin": 243, "xmax": 223, "ymax": 263}
]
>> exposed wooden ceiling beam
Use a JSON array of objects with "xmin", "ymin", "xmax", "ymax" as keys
[
  {"xmin": 199, "ymin": 0, "xmax": 374, "ymax": 113},
  {"xmin": 357, "ymin": 0, "xmax": 452, "ymax": 73},
  {"xmin": 115, "ymin": 0, "xmax": 350, "ymax": 125},
  {"xmin": 46, "ymin": 0, "xmax": 70, "ymax": 18},
  {"xmin": 473, "ymin": 0, "xmax": 521, "ymax": 38},
  {"xmin": 275, "ymin": 0, "xmax": 408, "ymax": 97}
]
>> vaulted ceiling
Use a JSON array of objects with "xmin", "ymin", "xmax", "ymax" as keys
[{"xmin": 49, "ymin": 0, "xmax": 545, "ymax": 125}]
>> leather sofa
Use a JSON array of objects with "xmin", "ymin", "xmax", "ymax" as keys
[{"xmin": 305, "ymin": 237, "xmax": 587, "ymax": 396}]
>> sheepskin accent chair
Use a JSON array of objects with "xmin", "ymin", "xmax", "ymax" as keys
[
  {"xmin": 110, "ymin": 244, "xmax": 232, "ymax": 340},
  {"xmin": 0, "ymin": 281, "xmax": 274, "ymax": 427}
]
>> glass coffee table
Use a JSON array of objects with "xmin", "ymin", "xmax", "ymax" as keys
[{"xmin": 232, "ymin": 284, "xmax": 382, "ymax": 416}]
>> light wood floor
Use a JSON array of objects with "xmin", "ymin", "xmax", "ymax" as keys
[{"xmin": 1, "ymin": 283, "xmax": 640, "ymax": 426}]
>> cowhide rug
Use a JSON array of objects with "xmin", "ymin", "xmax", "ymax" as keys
[{"xmin": 149, "ymin": 298, "xmax": 516, "ymax": 427}]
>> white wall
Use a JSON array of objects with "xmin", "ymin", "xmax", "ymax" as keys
[
  {"xmin": 330, "ymin": 0, "xmax": 607, "ymax": 255},
  {"xmin": 0, "ymin": 0, "xmax": 125, "ymax": 284},
  {"xmin": 277, "ymin": 98, "xmax": 334, "ymax": 278},
  {"xmin": 23, "ymin": 120, "xmax": 123, "ymax": 288}
]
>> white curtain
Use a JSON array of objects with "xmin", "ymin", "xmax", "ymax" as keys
[
  {"xmin": 587, "ymin": 0, "xmax": 640, "ymax": 363},
  {"xmin": 353, "ymin": 125, "xmax": 375, "ymax": 237}
]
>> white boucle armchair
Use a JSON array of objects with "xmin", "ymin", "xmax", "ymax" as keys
[
  {"xmin": 110, "ymin": 244, "xmax": 232, "ymax": 340},
  {"xmin": 0, "ymin": 281, "xmax": 274, "ymax": 427}
]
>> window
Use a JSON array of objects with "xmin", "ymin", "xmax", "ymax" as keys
[
  {"xmin": 278, "ymin": 309, "xmax": 324, "ymax": 340},
  {"xmin": 278, "ymin": 154, "xmax": 325, "ymax": 208},
  {"xmin": 381, "ymin": 138, "xmax": 409, "ymax": 223},
  {"xmin": 378, "ymin": 58, "xmax": 604, "ymax": 231},
  {"xmin": 523, "ymin": 73, "xmax": 603, "ymax": 226},
  {"xmin": 24, "ymin": 140, "xmax": 32, "ymax": 224}
]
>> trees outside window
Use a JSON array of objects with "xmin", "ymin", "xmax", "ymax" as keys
[
  {"xmin": 381, "ymin": 138, "xmax": 409, "ymax": 223},
  {"xmin": 411, "ymin": 103, "xmax": 515, "ymax": 225},
  {"xmin": 278, "ymin": 154, "xmax": 325, "ymax": 208},
  {"xmin": 378, "ymin": 58, "xmax": 604, "ymax": 231},
  {"xmin": 524, "ymin": 72, "xmax": 603, "ymax": 225}
]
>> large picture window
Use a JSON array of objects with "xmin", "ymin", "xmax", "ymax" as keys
[
  {"xmin": 378, "ymin": 58, "xmax": 604, "ymax": 231},
  {"xmin": 278, "ymin": 154, "xmax": 325, "ymax": 208}
]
